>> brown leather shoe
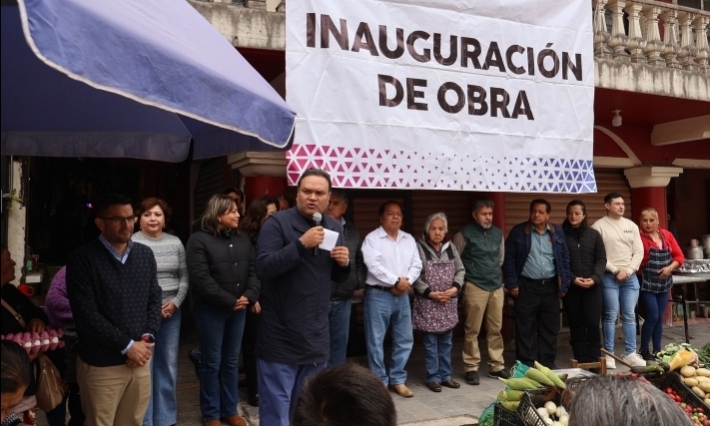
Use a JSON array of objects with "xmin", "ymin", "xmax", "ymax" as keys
[
  {"xmin": 221, "ymin": 414, "xmax": 247, "ymax": 426},
  {"xmin": 441, "ymin": 379, "xmax": 461, "ymax": 389},
  {"xmin": 203, "ymin": 420, "xmax": 221, "ymax": 426},
  {"xmin": 427, "ymin": 381, "xmax": 442, "ymax": 392},
  {"xmin": 388, "ymin": 383, "xmax": 414, "ymax": 398}
]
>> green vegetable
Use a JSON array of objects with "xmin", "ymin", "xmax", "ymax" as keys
[{"xmin": 699, "ymin": 342, "xmax": 710, "ymax": 365}]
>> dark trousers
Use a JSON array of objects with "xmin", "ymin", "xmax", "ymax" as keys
[
  {"xmin": 242, "ymin": 309, "xmax": 260, "ymax": 401},
  {"xmin": 639, "ymin": 290, "xmax": 669, "ymax": 353},
  {"xmin": 514, "ymin": 277, "xmax": 559, "ymax": 368},
  {"xmin": 563, "ymin": 283, "xmax": 602, "ymax": 363}
]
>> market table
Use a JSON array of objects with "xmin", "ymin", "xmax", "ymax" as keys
[{"xmin": 673, "ymin": 273, "xmax": 710, "ymax": 343}]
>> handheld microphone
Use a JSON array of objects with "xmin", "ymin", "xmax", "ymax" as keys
[{"xmin": 312, "ymin": 212, "xmax": 322, "ymax": 256}]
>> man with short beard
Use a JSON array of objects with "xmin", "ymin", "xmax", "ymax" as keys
[
  {"xmin": 453, "ymin": 198, "xmax": 509, "ymax": 385},
  {"xmin": 66, "ymin": 193, "xmax": 162, "ymax": 426}
]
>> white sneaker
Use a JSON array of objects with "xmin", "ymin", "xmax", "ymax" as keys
[
  {"xmin": 622, "ymin": 352, "xmax": 646, "ymax": 368},
  {"xmin": 605, "ymin": 354, "xmax": 616, "ymax": 369}
]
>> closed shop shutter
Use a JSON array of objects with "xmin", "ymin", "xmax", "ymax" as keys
[
  {"xmin": 503, "ymin": 168, "xmax": 632, "ymax": 235},
  {"xmin": 349, "ymin": 189, "xmax": 471, "ymax": 240},
  {"xmin": 410, "ymin": 190, "xmax": 471, "ymax": 237},
  {"xmin": 194, "ymin": 157, "xmax": 227, "ymax": 222}
]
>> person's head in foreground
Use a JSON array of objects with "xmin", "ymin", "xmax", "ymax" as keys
[
  {"xmin": 1, "ymin": 341, "xmax": 33, "ymax": 422},
  {"xmin": 568, "ymin": 375, "xmax": 691, "ymax": 426},
  {"xmin": 291, "ymin": 363, "xmax": 396, "ymax": 426}
]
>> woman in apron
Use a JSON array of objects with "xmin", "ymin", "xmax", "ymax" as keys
[
  {"xmin": 638, "ymin": 207, "xmax": 684, "ymax": 361},
  {"xmin": 412, "ymin": 213, "xmax": 465, "ymax": 392}
]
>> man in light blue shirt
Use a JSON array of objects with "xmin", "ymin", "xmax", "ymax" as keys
[
  {"xmin": 503, "ymin": 198, "xmax": 570, "ymax": 368},
  {"xmin": 362, "ymin": 201, "xmax": 422, "ymax": 398}
]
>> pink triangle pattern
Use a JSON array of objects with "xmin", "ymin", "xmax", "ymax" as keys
[{"xmin": 286, "ymin": 144, "xmax": 596, "ymax": 193}]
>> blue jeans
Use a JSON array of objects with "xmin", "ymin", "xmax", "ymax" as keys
[
  {"xmin": 328, "ymin": 299, "xmax": 352, "ymax": 367},
  {"xmin": 194, "ymin": 304, "xmax": 246, "ymax": 422},
  {"xmin": 364, "ymin": 288, "xmax": 413, "ymax": 386},
  {"xmin": 601, "ymin": 273, "xmax": 640, "ymax": 355},
  {"xmin": 143, "ymin": 309, "xmax": 181, "ymax": 426},
  {"xmin": 257, "ymin": 358, "xmax": 326, "ymax": 426},
  {"xmin": 639, "ymin": 290, "xmax": 669, "ymax": 353},
  {"xmin": 422, "ymin": 331, "xmax": 453, "ymax": 384}
]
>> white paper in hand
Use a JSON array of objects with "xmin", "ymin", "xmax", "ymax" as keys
[{"xmin": 319, "ymin": 229, "xmax": 339, "ymax": 252}]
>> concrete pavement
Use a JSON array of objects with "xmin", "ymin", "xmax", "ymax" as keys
[{"xmin": 37, "ymin": 320, "xmax": 710, "ymax": 425}]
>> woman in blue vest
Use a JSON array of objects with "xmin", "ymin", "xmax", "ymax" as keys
[
  {"xmin": 637, "ymin": 207, "xmax": 684, "ymax": 361},
  {"xmin": 412, "ymin": 212, "xmax": 465, "ymax": 392}
]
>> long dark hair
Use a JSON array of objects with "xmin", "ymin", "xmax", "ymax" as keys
[
  {"xmin": 562, "ymin": 199, "xmax": 588, "ymax": 232},
  {"xmin": 239, "ymin": 196, "xmax": 279, "ymax": 246}
]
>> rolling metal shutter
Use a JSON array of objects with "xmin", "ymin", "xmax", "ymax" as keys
[
  {"xmin": 503, "ymin": 168, "xmax": 632, "ymax": 234},
  {"xmin": 349, "ymin": 189, "xmax": 472, "ymax": 239},
  {"xmin": 193, "ymin": 157, "xmax": 227, "ymax": 222}
]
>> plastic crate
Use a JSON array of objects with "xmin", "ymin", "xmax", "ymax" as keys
[
  {"xmin": 658, "ymin": 372, "xmax": 709, "ymax": 409},
  {"xmin": 494, "ymin": 402, "xmax": 523, "ymax": 426},
  {"xmin": 517, "ymin": 387, "xmax": 560, "ymax": 426}
]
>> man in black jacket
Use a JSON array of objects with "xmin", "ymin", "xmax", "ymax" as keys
[
  {"xmin": 255, "ymin": 169, "xmax": 350, "ymax": 426},
  {"xmin": 67, "ymin": 193, "xmax": 162, "ymax": 426},
  {"xmin": 325, "ymin": 189, "xmax": 364, "ymax": 367}
]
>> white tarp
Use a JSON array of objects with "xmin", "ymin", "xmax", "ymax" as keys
[{"xmin": 285, "ymin": 0, "xmax": 595, "ymax": 193}]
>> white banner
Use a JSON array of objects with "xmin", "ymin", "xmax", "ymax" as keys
[{"xmin": 286, "ymin": 0, "xmax": 595, "ymax": 193}]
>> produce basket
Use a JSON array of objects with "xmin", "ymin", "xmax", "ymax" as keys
[
  {"xmin": 659, "ymin": 372, "xmax": 709, "ymax": 409},
  {"xmin": 559, "ymin": 376, "xmax": 595, "ymax": 410},
  {"xmin": 517, "ymin": 387, "xmax": 560, "ymax": 426},
  {"xmin": 494, "ymin": 402, "xmax": 523, "ymax": 426}
]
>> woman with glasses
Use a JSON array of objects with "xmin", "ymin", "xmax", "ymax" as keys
[
  {"xmin": 132, "ymin": 197, "xmax": 188, "ymax": 426},
  {"xmin": 187, "ymin": 194, "xmax": 259, "ymax": 426}
]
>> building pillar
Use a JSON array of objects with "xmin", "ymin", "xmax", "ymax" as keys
[
  {"xmin": 624, "ymin": 166, "xmax": 683, "ymax": 227},
  {"xmin": 227, "ymin": 151, "xmax": 288, "ymax": 205},
  {"xmin": 472, "ymin": 192, "xmax": 506, "ymax": 231},
  {"xmin": 244, "ymin": 175, "xmax": 287, "ymax": 202}
]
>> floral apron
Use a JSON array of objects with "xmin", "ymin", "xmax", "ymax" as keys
[{"xmin": 412, "ymin": 246, "xmax": 459, "ymax": 333}]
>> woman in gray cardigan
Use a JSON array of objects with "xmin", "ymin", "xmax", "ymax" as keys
[
  {"xmin": 133, "ymin": 197, "xmax": 188, "ymax": 426},
  {"xmin": 413, "ymin": 212, "xmax": 465, "ymax": 393}
]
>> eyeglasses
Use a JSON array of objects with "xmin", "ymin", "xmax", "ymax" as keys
[{"xmin": 101, "ymin": 216, "xmax": 137, "ymax": 225}]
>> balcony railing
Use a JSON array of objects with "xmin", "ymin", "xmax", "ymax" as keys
[{"xmin": 593, "ymin": 0, "xmax": 710, "ymax": 72}]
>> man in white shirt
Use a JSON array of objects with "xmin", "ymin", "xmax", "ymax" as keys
[
  {"xmin": 362, "ymin": 201, "xmax": 422, "ymax": 398},
  {"xmin": 591, "ymin": 192, "xmax": 645, "ymax": 368}
]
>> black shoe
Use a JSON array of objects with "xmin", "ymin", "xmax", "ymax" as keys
[
  {"xmin": 639, "ymin": 348, "xmax": 654, "ymax": 361},
  {"xmin": 488, "ymin": 369, "xmax": 511, "ymax": 379},
  {"xmin": 248, "ymin": 394, "xmax": 259, "ymax": 407},
  {"xmin": 465, "ymin": 371, "xmax": 480, "ymax": 385},
  {"xmin": 188, "ymin": 348, "xmax": 201, "ymax": 377}
]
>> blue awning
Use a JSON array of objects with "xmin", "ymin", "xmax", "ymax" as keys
[{"xmin": 1, "ymin": 0, "xmax": 296, "ymax": 162}]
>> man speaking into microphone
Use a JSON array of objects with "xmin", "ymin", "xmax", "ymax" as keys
[{"xmin": 255, "ymin": 168, "xmax": 350, "ymax": 426}]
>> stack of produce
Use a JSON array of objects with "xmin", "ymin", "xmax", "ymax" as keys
[
  {"xmin": 699, "ymin": 342, "xmax": 710, "ymax": 365},
  {"xmin": 496, "ymin": 362, "xmax": 566, "ymax": 412},
  {"xmin": 679, "ymin": 366, "xmax": 710, "ymax": 406},
  {"xmin": 664, "ymin": 386, "xmax": 708, "ymax": 426},
  {"xmin": 657, "ymin": 342, "xmax": 700, "ymax": 366},
  {"xmin": 0, "ymin": 328, "xmax": 65, "ymax": 355}
]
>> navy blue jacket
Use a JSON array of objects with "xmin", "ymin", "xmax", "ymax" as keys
[
  {"xmin": 503, "ymin": 221, "xmax": 571, "ymax": 294},
  {"xmin": 255, "ymin": 207, "xmax": 350, "ymax": 365}
]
